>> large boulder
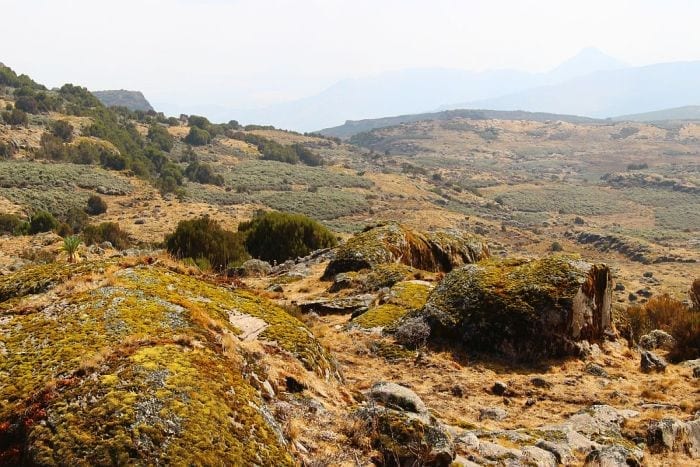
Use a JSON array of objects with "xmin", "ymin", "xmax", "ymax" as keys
[
  {"xmin": 647, "ymin": 417, "xmax": 700, "ymax": 458},
  {"xmin": 322, "ymin": 223, "xmax": 489, "ymax": 280},
  {"xmin": 403, "ymin": 255, "xmax": 613, "ymax": 359},
  {"xmin": 0, "ymin": 260, "xmax": 341, "ymax": 465}
]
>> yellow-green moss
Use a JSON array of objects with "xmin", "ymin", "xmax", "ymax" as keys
[
  {"xmin": 353, "ymin": 281, "xmax": 432, "ymax": 329},
  {"xmin": 27, "ymin": 344, "xmax": 293, "ymax": 465}
]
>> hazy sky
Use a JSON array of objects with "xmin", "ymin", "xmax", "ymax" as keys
[{"xmin": 2, "ymin": 0, "xmax": 699, "ymax": 110}]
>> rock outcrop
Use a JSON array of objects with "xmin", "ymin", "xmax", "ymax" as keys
[
  {"xmin": 358, "ymin": 382, "xmax": 455, "ymax": 466},
  {"xmin": 0, "ymin": 260, "xmax": 340, "ymax": 465},
  {"xmin": 322, "ymin": 223, "xmax": 489, "ymax": 280},
  {"xmin": 403, "ymin": 254, "xmax": 613, "ymax": 359}
]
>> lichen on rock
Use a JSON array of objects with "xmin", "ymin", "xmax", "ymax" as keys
[
  {"xmin": 403, "ymin": 254, "xmax": 613, "ymax": 360},
  {"xmin": 322, "ymin": 223, "xmax": 489, "ymax": 280}
]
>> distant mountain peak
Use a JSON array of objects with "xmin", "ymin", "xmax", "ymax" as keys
[{"xmin": 547, "ymin": 47, "xmax": 626, "ymax": 82}]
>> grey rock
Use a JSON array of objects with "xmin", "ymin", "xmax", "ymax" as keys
[
  {"xmin": 584, "ymin": 445, "xmax": 642, "ymax": 467},
  {"xmin": 267, "ymin": 284, "xmax": 284, "ymax": 293},
  {"xmin": 647, "ymin": 417, "xmax": 700, "ymax": 458},
  {"xmin": 640, "ymin": 350, "xmax": 667, "ymax": 373},
  {"xmin": 520, "ymin": 445, "xmax": 557, "ymax": 467},
  {"xmin": 134, "ymin": 218, "xmax": 146, "ymax": 225},
  {"xmin": 299, "ymin": 294, "xmax": 375, "ymax": 315},
  {"xmin": 238, "ymin": 259, "xmax": 272, "ymax": 277},
  {"xmin": 100, "ymin": 241, "xmax": 113, "ymax": 249},
  {"xmin": 477, "ymin": 440, "xmax": 521, "ymax": 460},
  {"xmin": 367, "ymin": 381, "xmax": 427, "ymax": 415},
  {"xmin": 479, "ymin": 406, "xmax": 507, "ymax": 421},
  {"xmin": 585, "ymin": 362, "xmax": 609, "ymax": 378},
  {"xmin": 531, "ymin": 376, "xmax": 552, "ymax": 389},
  {"xmin": 639, "ymin": 329, "xmax": 676, "ymax": 351}
]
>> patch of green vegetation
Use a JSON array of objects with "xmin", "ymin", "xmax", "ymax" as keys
[
  {"xmin": 369, "ymin": 340, "xmax": 415, "ymax": 362},
  {"xmin": 255, "ymin": 188, "xmax": 369, "ymax": 220},
  {"xmin": 224, "ymin": 160, "xmax": 372, "ymax": 192},
  {"xmin": 353, "ymin": 281, "xmax": 432, "ymax": 329},
  {"xmin": 489, "ymin": 185, "xmax": 628, "ymax": 215}
]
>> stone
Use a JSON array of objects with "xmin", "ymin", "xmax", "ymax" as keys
[
  {"xmin": 492, "ymin": 381, "xmax": 508, "ymax": 396},
  {"xmin": 639, "ymin": 329, "xmax": 676, "ymax": 351},
  {"xmin": 585, "ymin": 362, "xmax": 609, "ymax": 378},
  {"xmin": 584, "ymin": 445, "xmax": 642, "ymax": 467},
  {"xmin": 647, "ymin": 417, "xmax": 700, "ymax": 458},
  {"xmin": 322, "ymin": 223, "xmax": 489, "ymax": 280},
  {"xmin": 640, "ymin": 350, "xmax": 667, "ymax": 373},
  {"xmin": 521, "ymin": 445, "xmax": 558, "ymax": 467},
  {"xmin": 478, "ymin": 406, "xmax": 507, "ymax": 421},
  {"xmin": 298, "ymin": 294, "xmax": 375, "ymax": 315},
  {"xmin": 408, "ymin": 254, "xmax": 613, "ymax": 360},
  {"xmin": 237, "ymin": 259, "xmax": 272, "ymax": 277},
  {"xmin": 531, "ymin": 376, "xmax": 553, "ymax": 389},
  {"xmin": 366, "ymin": 382, "xmax": 427, "ymax": 415}
]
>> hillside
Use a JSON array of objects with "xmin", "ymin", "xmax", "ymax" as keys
[
  {"xmin": 92, "ymin": 89, "xmax": 154, "ymax": 112},
  {"xmin": 1, "ymin": 62, "xmax": 699, "ymax": 466},
  {"xmin": 614, "ymin": 105, "xmax": 700, "ymax": 122},
  {"xmin": 319, "ymin": 108, "xmax": 602, "ymax": 139}
]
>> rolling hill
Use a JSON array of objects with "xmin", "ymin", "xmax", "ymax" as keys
[{"xmin": 92, "ymin": 89, "xmax": 154, "ymax": 112}]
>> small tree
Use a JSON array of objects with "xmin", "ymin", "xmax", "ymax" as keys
[
  {"xmin": 29, "ymin": 211, "xmax": 58, "ymax": 234},
  {"xmin": 86, "ymin": 195, "xmax": 107, "ymax": 215},
  {"xmin": 184, "ymin": 126, "xmax": 211, "ymax": 146},
  {"xmin": 238, "ymin": 211, "xmax": 337, "ymax": 263},
  {"xmin": 165, "ymin": 216, "xmax": 248, "ymax": 272},
  {"xmin": 62, "ymin": 235, "xmax": 82, "ymax": 263}
]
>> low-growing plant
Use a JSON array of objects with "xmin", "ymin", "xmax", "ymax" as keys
[
  {"xmin": 29, "ymin": 210, "xmax": 58, "ymax": 234},
  {"xmin": 62, "ymin": 235, "xmax": 82, "ymax": 263},
  {"xmin": 184, "ymin": 126, "xmax": 211, "ymax": 146},
  {"xmin": 50, "ymin": 120, "xmax": 74, "ymax": 142},
  {"xmin": 86, "ymin": 195, "xmax": 107, "ymax": 215},
  {"xmin": 82, "ymin": 222, "xmax": 130, "ymax": 250},
  {"xmin": 0, "ymin": 213, "xmax": 28, "ymax": 235}
]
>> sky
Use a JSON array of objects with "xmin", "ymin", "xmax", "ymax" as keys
[{"xmin": 2, "ymin": 0, "xmax": 700, "ymax": 112}]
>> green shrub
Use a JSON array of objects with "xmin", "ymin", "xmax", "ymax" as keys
[
  {"xmin": 0, "ymin": 141, "xmax": 16, "ymax": 159},
  {"xmin": 550, "ymin": 241, "xmax": 563, "ymax": 252},
  {"xmin": 61, "ymin": 207, "xmax": 89, "ymax": 234},
  {"xmin": 37, "ymin": 133, "xmax": 68, "ymax": 160},
  {"xmin": 29, "ymin": 210, "xmax": 58, "ymax": 234},
  {"xmin": 165, "ymin": 216, "xmax": 248, "ymax": 272},
  {"xmin": 147, "ymin": 124, "xmax": 174, "ymax": 152},
  {"xmin": 238, "ymin": 211, "xmax": 337, "ymax": 263},
  {"xmin": 185, "ymin": 161, "xmax": 224, "ymax": 186},
  {"xmin": 184, "ymin": 126, "xmax": 211, "ymax": 146},
  {"xmin": 86, "ymin": 195, "xmax": 107, "ymax": 215},
  {"xmin": 82, "ymin": 222, "xmax": 130, "ymax": 250},
  {"xmin": 50, "ymin": 120, "xmax": 74, "ymax": 142},
  {"xmin": 14, "ymin": 95, "xmax": 38, "ymax": 114},
  {"xmin": 0, "ymin": 213, "xmax": 28, "ymax": 235},
  {"xmin": 2, "ymin": 108, "xmax": 28, "ymax": 125}
]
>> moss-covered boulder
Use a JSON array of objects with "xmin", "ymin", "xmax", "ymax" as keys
[
  {"xmin": 404, "ymin": 255, "xmax": 613, "ymax": 360},
  {"xmin": 0, "ymin": 260, "xmax": 339, "ymax": 464},
  {"xmin": 351, "ymin": 280, "xmax": 433, "ymax": 330},
  {"xmin": 322, "ymin": 223, "xmax": 489, "ymax": 280}
]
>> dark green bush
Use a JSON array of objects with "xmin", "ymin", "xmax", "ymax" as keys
[
  {"xmin": 86, "ymin": 195, "xmax": 107, "ymax": 215},
  {"xmin": 50, "ymin": 120, "xmax": 74, "ymax": 142},
  {"xmin": 185, "ymin": 161, "xmax": 224, "ymax": 186},
  {"xmin": 15, "ymin": 96, "xmax": 38, "ymax": 114},
  {"xmin": 147, "ymin": 124, "xmax": 174, "ymax": 152},
  {"xmin": 29, "ymin": 210, "xmax": 58, "ymax": 234},
  {"xmin": 165, "ymin": 216, "xmax": 248, "ymax": 271},
  {"xmin": 184, "ymin": 126, "xmax": 211, "ymax": 146},
  {"xmin": 0, "ymin": 213, "xmax": 28, "ymax": 235},
  {"xmin": 36, "ymin": 133, "xmax": 68, "ymax": 160},
  {"xmin": 238, "ymin": 211, "xmax": 337, "ymax": 263},
  {"xmin": 82, "ymin": 222, "xmax": 130, "ymax": 250},
  {"xmin": 61, "ymin": 207, "xmax": 89, "ymax": 234}
]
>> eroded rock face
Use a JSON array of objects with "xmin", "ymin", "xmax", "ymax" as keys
[
  {"xmin": 647, "ymin": 417, "xmax": 700, "ymax": 458},
  {"xmin": 405, "ymin": 255, "xmax": 613, "ymax": 359},
  {"xmin": 322, "ymin": 223, "xmax": 489, "ymax": 280}
]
